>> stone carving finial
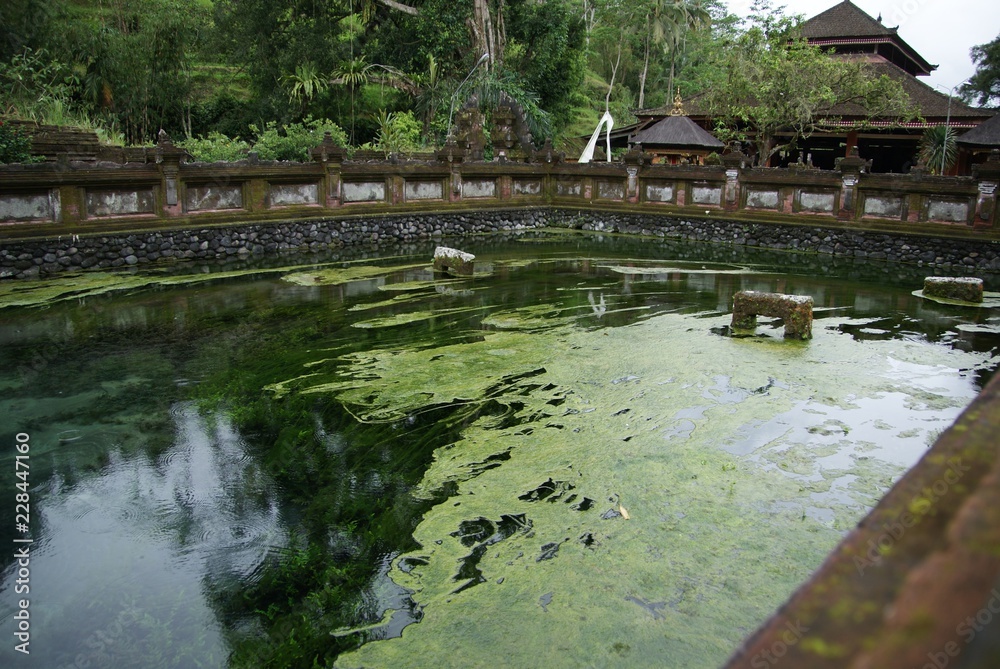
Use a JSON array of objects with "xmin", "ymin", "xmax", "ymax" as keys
[
  {"xmin": 310, "ymin": 131, "xmax": 345, "ymax": 163},
  {"xmin": 670, "ymin": 88, "xmax": 685, "ymax": 116},
  {"xmin": 154, "ymin": 128, "xmax": 186, "ymax": 164}
]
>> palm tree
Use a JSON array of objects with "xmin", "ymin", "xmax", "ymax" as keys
[
  {"xmin": 282, "ymin": 61, "xmax": 328, "ymax": 114},
  {"xmin": 638, "ymin": 0, "xmax": 710, "ymax": 109},
  {"xmin": 414, "ymin": 54, "xmax": 447, "ymax": 138},
  {"xmin": 918, "ymin": 125, "xmax": 957, "ymax": 175},
  {"xmin": 330, "ymin": 55, "xmax": 417, "ymax": 143}
]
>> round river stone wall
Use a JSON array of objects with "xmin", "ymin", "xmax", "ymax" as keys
[{"xmin": 1, "ymin": 208, "xmax": 998, "ymax": 280}]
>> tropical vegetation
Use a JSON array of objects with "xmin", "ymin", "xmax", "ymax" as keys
[
  {"xmin": 0, "ymin": 0, "xmax": 931, "ymax": 164},
  {"xmin": 960, "ymin": 32, "xmax": 1000, "ymax": 108}
]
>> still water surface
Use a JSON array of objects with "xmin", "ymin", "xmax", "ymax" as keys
[{"xmin": 1, "ymin": 231, "xmax": 998, "ymax": 668}]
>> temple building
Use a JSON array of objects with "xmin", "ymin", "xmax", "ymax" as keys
[
  {"xmin": 631, "ymin": 0, "xmax": 995, "ymax": 174},
  {"xmin": 628, "ymin": 90, "xmax": 724, "ymax": 164}
]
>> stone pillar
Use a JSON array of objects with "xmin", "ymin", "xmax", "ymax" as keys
[
  {"xmin": 436, "ymin": 138, "xmax": 466, "ymax": 203},
  {"xmin": 248, "ymin": 178, "xmax": 268, "ymax": 212},
  {"xmin": 499, "ymin": 174, "xmax": 513, "ymax": 200},
  {"xmin": 310, "ymin": 131, "xmax": 346, "ymax": 208},
  {"xmin": 626, "ymin": 166, "xmax": 639, "ymax": 203},
  {"xmin": 721, "ymin": 152, "xmax": 747, "ymax": 213},
  {"xmin": 58, "ymin": 185, "xmax": 84, "ymax": 224},
  {"xmin": 155, "ymin": 130, "xmax": 187, "ymax": 217},
  {"xmin": 531, "ymin": 140, "xmax": 564, "ymax": 205},
  {"xmin": 721, "ymin": 151, "xmax": 747, "ymax": 211},
  {"xmin": 622, "ymin": 146, "xmax": 648, "ymax": 204},
  {"xmin": 973, "ymin": 150, "xmax": 1000, "ymax": 229},
  {"xmin": 837, "ymin": 149, "xmax": 867, "ymax": 220}
]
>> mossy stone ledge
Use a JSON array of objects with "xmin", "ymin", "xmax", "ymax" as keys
[
  {"xmin": 923, "ymin": 276, "xmax": 984, "ymax": 303},
  {"xmin": 731, "ymin": 290, "xmax": 814, "ymax": 339},
  {"xmin": 432, "ymin": 246, "xmax": 475, "ymax": 276}
]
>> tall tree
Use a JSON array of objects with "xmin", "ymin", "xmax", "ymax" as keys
[
  {"xmin": 637, "ymin": 0, "xmax": 710, "ymax": 109},
  {"xmin": 702, "ymin": 3, "xmax": 916, "ymax": 165},
  {"xmin": 470, "ymin": 0, "xmax": 506, "ymax": 70},
  {"xmin": 959, "ymin": 32, "xmax": 1000, "ymax": 107}
]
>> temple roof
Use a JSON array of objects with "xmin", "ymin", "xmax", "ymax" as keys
[
  {"xmin": 798, "ymin": 0, "xmax": 935, "ymax": 76},
  {"xmin": 957, "ymin": 113, "xmax": 1000, "ymax": 147},
  {"xmin": 818, "ymin": 54, "xmax": 985, "ymax": 123},
  {"xmin": 635, "ymin": 55, "xmax": 989, "ymax": 128},
  {"xmin": 799, "ymin": 0, "xmax": 896, "ymax": 39},
  {"xmin": 628, "ymin": 114, "xmax": 724, "ymax": 150}
]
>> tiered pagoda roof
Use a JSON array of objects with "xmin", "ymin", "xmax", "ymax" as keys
[
  {"xmin": 633, "ymin": 0, "xmax": 989, "ymax": 128},
  {"xmin": 798, "ymin": 0, "xmax": 935, "ymax": 76}
]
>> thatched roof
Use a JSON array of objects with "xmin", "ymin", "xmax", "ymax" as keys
[
  {"xmin": 800, "ymin": 0, "xmax": 896, "ymax": 39},
  {"xmin": 819, "ymin": 54, "xmax": 986, "ymax": 123},
  {"xmin": 799, "ymin": 0, "xmax": 934, "ymax": 76},
  {"xmin": 957, "ymin": 113, "xmax": 1000, "ymax": 147},
  {"xmin": 635, "ymin": 55, "xmax": 989, "ymax": 129},
  {"xmin": 629, "ymin": 115, "xmax": 723, "ymax": 150}
]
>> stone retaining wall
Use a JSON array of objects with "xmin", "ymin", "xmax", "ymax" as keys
[
  {"xmin": 0, "ymin": 210, "xmax": 546, "ymax": 279},
  {"xmin": 546, "ymin": 210, "xmax": 1000, "ymax": 271},
  {"xmin": 3, "ymin": 208, "xmax": 998, "ymax": 280}
]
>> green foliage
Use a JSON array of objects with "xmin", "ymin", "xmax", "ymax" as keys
[
  {"xmin": 61, "ymin": 0, "xmax": 211, "ymax": 144},
  {"xmin": 701, "ymin": 1, "xmax": 916, "ymax": 165},
  {"xmin": 470, "ymin": 68, "xmax": 552, "ymax": 141},
  {"xmin": 282, "ymin": 61, "xmax": 329, "ymax": 105},
  {"xmin": 0, "ymin": 46, "xmax": 79, "ymax": 120},
  {"xmin": 250, "ymin": 118, "xmax": 349, "ymax": 162},
  {"xmin": 180, "ymin": 118, "xmax": 350, "ymax": 163},
  {"xmin": 504, "ymin": 0, "xmax": 587, "ymax": 130},
  {"xmin": 0, "ymin": 0, "xmax": 59, "ymax": 63},
  {"xmin": 178, "ymin": 131, "xmax": 251, "ymax": 162},
  {"xmin": 0, "ymin": 119, "xmax": 35, "ymax": 163},
  {"xmin": 918, "ymin": 125, "xmax": 958, "ymax": 175},
  {"xmin": 187, "ymin": 92, "xmax": 257, "ymax": 141},
  {"xmin": 960, "ymin": 32, "xmax": 1000, "ymax": 107},
  {"xmin": 373, "ymin": 109, "xmax": 422, "ymax": 154}
]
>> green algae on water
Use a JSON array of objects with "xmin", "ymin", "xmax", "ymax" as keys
[
  {"xmin": 351, "ymin": 306, "xmax": 491, "ymax": 329},
  {"xmin": 282, "ymin": 262, "xmax": 428, "ymax": 286},
  {"xmin": 911, "ymin": 289, "xmax": 1000, "ymax": 308},
  {"xmin": 0, "ymin": 257, "xmax": 433, "ymax": 310},
  {"xmin": 263, "ymin": 300, "xmax": 994, "ymax": 669}
]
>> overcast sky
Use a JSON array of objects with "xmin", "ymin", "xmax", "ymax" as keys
[{"xmin": 725, "ymin": 0, "xmax": 1000, "ymax": 97}]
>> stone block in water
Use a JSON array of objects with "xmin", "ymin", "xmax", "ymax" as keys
[
  {"xmin": 923, "ymin": 277, "xmax": 983, "ymax": 303},
  {"xmin": 433, "ymin": 246, "xmax": 475, "ymax": 276},
  {"xmin": 732, "ymin": 290, "xmax": 814, "ymax": 340}
]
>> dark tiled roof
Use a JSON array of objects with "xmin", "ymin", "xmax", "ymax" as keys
[
  {"xmin": 957, "ymin": 113, "xmax": 1000, "ymax": 146},
  {"xmin": 637, "ymin": 55, "xmax": 990, "ymax": 127},
  {"xmin": 799, "ymin": 1, "xmax": 934, "ymax": 77},
  {"xmin": 823, "ymin": 54, "xmax": 986, "ymax": 120},
  {"xmin": 628, "ymin": 115, "xmax": 723, "ymax": 149},
  {"xmin": 799, "ymin": 0, "xmax": 895, "ymax": 39}
]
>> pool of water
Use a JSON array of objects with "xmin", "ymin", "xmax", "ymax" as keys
[{"xmin": 1, "ymin": 230, "xmax": 998, "ymax": 668}]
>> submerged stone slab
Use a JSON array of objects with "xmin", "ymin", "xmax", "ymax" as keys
[
  {"xmin": 924, "ymin": 276, "xmax": 983, "ymax": 303},
  {"xmin": 433, "ymin": 246, "xmax": 475, "ymax": 276},
  {"xmin": 731, "ymin": 290, "xmax": 813, "ymax": 339}
]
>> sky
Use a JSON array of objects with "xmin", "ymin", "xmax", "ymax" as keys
[{"xmin": 725, "ymin": 0, "xmax": 1000, "ymax": 96}]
